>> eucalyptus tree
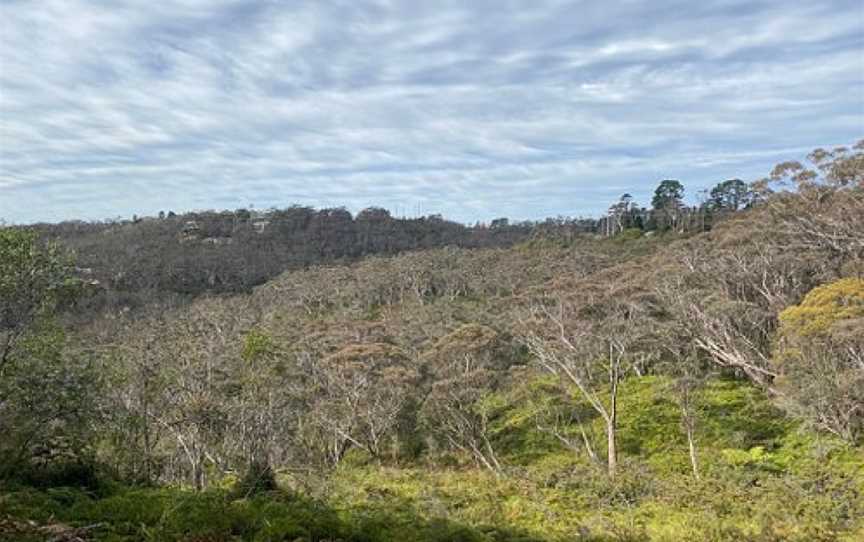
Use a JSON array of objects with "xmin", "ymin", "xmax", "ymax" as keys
[
  {"xmin": 523, "ymin": 283, "xmax": 658, "ymax": 477},
  {"xmin": 706, "ymin": 179, "xmax": 755, "ymax": 212},
  {"xmin": 306, "ymin": 343, "xmax": 420, "ymax": 464},
  {"xmin": 419, "ymin": 324, "xmax": 512, "ymax": 475}
]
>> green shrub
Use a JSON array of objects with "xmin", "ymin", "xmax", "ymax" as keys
[
  {"xmin": 16, "ymin": 458, "xmax": 102, "ymax": 492},
  {"xmin": 232, "ymin": 460, "xmax": 278, "ymax": 499}
]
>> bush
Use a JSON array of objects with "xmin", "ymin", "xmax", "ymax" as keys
[
  {"xmin": 774, "ymin": 278, "xmax": 864, "ymax": 442},
  {"xmin": 232, "ymin": 460, "xmax": 278, "ymax": 498},
  {"xmin": 15, "ymin": 458, "xmax": 102, "ymax": 492}
]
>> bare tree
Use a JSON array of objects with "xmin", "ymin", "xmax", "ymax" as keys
[
  {"xmin": 421, "ymin": 369, "xmax": 504, "ymax": 476},
  {"xmin": 306, "ymin": 343, "xmax": 419, "ymax": 464},
  {"xmin": 531, "ymin": 390, "xmax": 600, "ymax": 465},
  {"xmin": 419, "ymin": 324, "xmax": 513, "ymax": 475},
  {"xmin": 523, "ymin": 291, "xmax": 649, "ymax": 477},
  {"xmin": 685, "ymin": 299, "xmax": 777, "ymax": 388},
  {"xmin": 676, "ymin": 374, "xmax": 702, "ymax": 480}
]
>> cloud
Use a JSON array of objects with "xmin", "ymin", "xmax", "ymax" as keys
[{"xmin": 1, "ymin": 0, "xmax": 862, "ymax": 224}]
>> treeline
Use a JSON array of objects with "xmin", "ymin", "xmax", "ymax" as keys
[{"xmin": 594, "ymin": 177, "xmax": 758, "ymax": 237}]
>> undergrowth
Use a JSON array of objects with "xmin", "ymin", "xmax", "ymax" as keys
[{"xmin": 2, "ymin": 377, "xmax": 862, "ymax": 541}]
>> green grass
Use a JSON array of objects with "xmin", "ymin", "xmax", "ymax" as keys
[{"xmin": 3, "ymin": 377, "xmax": 862, "ymax": 541}]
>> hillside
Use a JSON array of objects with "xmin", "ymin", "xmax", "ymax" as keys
[
  {"xmin": 27, "ymin": 207, "xmax": 535, "ymax": 315},
  {"xmin": 1, "ymin": 144, "xmax": 863, "ymax": 541},
  {"xmin": 24, "ymin": 183, "xmax": 729, "ymax": 319}
]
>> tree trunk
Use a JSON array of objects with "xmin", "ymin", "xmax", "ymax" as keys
[
  {"xmin": 607, "ymin": 345, "xmax": 619, "ymax": 478},
  {"xmin": 143, "ymin": 422, "xmax": 152, "ymax": 484},
  {"xmin": 193, "ymin": 450, "xmax": 206, "ymax": 491},
  {"xmin": 470, "ymin": 442, "xmax": 499, "ymax": 476},
  {"xmin": 606, "ymin": 418, "xmax": 617, "ymax": 478},
  {"xmin": 687, "ymin": 426, "xmax": 700, "ymax": 480},
  {"xmin": 577, "ymin": 421, "xmax": 599, "ymax": 464}
]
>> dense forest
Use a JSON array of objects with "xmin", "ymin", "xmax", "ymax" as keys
[{"xmin": 1, "ymin": 142, "xmax": 863, "ymax": 541}]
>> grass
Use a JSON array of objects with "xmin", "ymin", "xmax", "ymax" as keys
[{"xmin": 2, "ymin": 377, "xmax": 862, "ymax": 541}]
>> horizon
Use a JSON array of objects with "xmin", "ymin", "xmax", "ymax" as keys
[
  {"xmin": 2, "ymin": 1, "xmax": 863, "ymax": 225},
  {"xmin": 0, "ymin": 176, "xmax": 741, "ymax": 227}
]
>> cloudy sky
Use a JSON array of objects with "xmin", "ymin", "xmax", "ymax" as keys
[{"xmin": 1, "ymin": 0, "xmax": 862, "ymax": 224}]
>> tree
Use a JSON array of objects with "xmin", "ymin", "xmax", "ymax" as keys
[
  {"xmin": 664, "ymin": 230, "xmax": 816, "ymax": 390},
  {"xmin": 0, "ymin": 228, "xmax": 98, "ymax": 479},
  {"xmin": 421, "ymin": 324, "xmax": 511, "ymax": 377},
  {"xmin": 419, "ymin": 324, "xmax": 512, "ymax": 475},
  {"xmin": 756, "ymin": 142, "xmax": 864, "ymax": 262},
  {"xmin": 421, "ymin": 369, "xmax": 504, "ymax": 475},
  {"xmin": 773, "ymin": 278, "xmax": 864, "ymax": 442},
  {"xmin": 605, "ymin": 194, "xmax": 637, "ymax": 236},
  {"xmin": 0, "ymin": 228, "xmax": 76, "ymax": 370},
  {"xmin": 307, "ymin": 343, "xmax": 419, "ymax": 464},
  {"xmin": 706, "ymin": 179, "xmax": 754, "ymax": 212},
  {"xmin": 757, "ymin": 141, "xmax": 864, "ymax": 191},
  {"xmin": 651, "ymin": 180, "xmax": 685, "ymax": 231},
  {"xmin": 654, "ymin": 277, "xmax": 727, "ymax": 480},
  {"xmin": 101, "ymin": 297, "xmax": 257, "ymax": 489},
  {"xmin": 530, "ymin": 382, "xmax": 600, "ymax": 465},
  {"xmin": 658, "ymin": 316, "xmax": 710, "ymax": 480},
  {"xmin": 229, "ymin": 328, "xmax": 300, "ymax": 488},
  {"xmin": 674, "ymin": 370, "xmax": 703, "ymax": 480},
  {"xmin": 356, "ymin": 207, "xmax": 394, "ymax": 254},
  {"xmin": 524, "ymin": 289, "xmax": 654, "ymax": 477},
  {"xmin": 651, "ymin": 180, "xmax": 684, "ymax": 210},
  {"xmin": 101, "ymin": 330, "xmax": 170, "ymax": 485}
]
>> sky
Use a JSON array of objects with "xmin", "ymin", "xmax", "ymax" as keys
[{"xmin": 1, "ymin": 1, "xmax": 862, "ymax": 225}]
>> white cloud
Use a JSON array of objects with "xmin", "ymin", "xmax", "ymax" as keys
[{"xmin": 1, "ymin": 0, "xmax": 862, "ymax": 224}]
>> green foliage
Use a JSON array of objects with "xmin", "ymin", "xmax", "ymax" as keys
[
  {"xmin": 614, "ymin": 228, "xmax": 643, "ymax": 242},
  {"xmin": 0, "ymin": 321, "xmax": 103, "ymax": 480},
  {"xmin": 0, "ymin": 228, "xmax": 77, "ymax": 333},
  {"xmin": 777, "ymin": 277, "xmax": 864, "ymax": 339},
  {"xmin": 241, "ymin": 329, "xmax": 276, "ymax": 363},
  {"xmin": 773, "ymin": 279, "xmax": 864, "ymax": 442},
  {"xmin": 706, "ymin": 178, "xmax": 755, "ymax": 212},
  {"xmin": 3, "ymin": 376, "xmax": 863, "ymax": 541},
  {"xmin": 0, "ymin": 228, "xmax": 94, "ymax": 479},
  {"xmin": 231, "ymin": 460, "xmax": 278, "ymax": 498},
  {"xmin": 650, "ymin": 179, "xmax": 684, "ymax": 211}
]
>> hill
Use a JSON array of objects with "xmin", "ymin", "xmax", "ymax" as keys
[
  {"xmin": 26, "ymin": 207, "xmax": 535, "ymax": 315},
  {"xmin": 1, "ymin": 142, "xmax": 862, "ymax": 541}
]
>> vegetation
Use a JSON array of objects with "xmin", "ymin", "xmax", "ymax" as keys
[
  {"xmin": 1, "ymin": 142, "xmax": 862, "ymax": 540},
  {"xmin": 26, "ymin": 206, "xmax": 537, "ymax": 313},
  {"xmin": 773, "ymin": 278, "xmax": 864, "ymax": 442}
]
